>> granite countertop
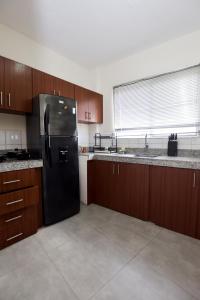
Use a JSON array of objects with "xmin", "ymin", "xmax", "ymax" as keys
[
  {"xmin": 91, "ymin": 153, "xmax": 200, "ymax": 170},
  {"xmin": 0, "ymin": 159, "xmax": 43, "ymax": 173}
]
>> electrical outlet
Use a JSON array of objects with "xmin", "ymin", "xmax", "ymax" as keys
[
  {"xmin": 6, "ymin": 130, "xmax": 22, "ymax": 146},
  {"xmin": 0, "ymin": 130, "xmax": 6, "ymax": 145}
]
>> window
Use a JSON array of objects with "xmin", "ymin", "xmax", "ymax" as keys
[{"xmin": 113, "ymin": 65, "xmax": 200, "ymax": 138}]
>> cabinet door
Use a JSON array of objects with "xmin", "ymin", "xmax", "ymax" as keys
[
  {"xmin": 194, "ymin": 171, "xmax": 200, "ymax": 239},
  {"xmin": 88, "ymin": 91, "xmax": 103, "ymax": 123},
  {"xmin": 0, "ymin": 56, "xmax": 5, "ymax": 109},
  {"xmin": 75, "ymin": 86, "xmax": 89, "ymax": 123},
  {"xmin": 128, "ymin": 163, "xmax": 149, "ymax": 220},
  {"xmin": 4, "ymin": 58, "xmax": 32, "ymax": 113},
  {"xmin": 55, "ymin": 78, "xmax": 74, "ymax": 99},
  {"xmin": 88, "ymin": 160, "xmax": 115, "ymax": 209},
  {"xmin": 95, "ymin": 160, "xmax": 115, "ymax": 209},
  {"xmin": 149, "ymin": 166, "xmax": 165, "ymax": 226},
  {"xmin": 150, "ymin": 166, "xmax": 197, "ymax": 237},
  {"xmin": 32, "ymin": 69, "xmax": 56, "ymax": 97},
  {"xmin": 114, "ymin": 163, "xmax": 149, "ymax": 220}
]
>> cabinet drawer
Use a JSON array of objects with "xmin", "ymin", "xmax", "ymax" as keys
[
  {"xmin": 0, "ymin": 169, "xmax": 36, "ymax": 193},
  {"xmin": 0, "ymin": 186, "xmax": 39, "ymax": 216},
  {"xmin": 0, "ymin": 206, "xmax": 38, "ymax": 249},
  {"xmin": 0, "ymin": 209, "xmax": 24, "ymax": 233}
]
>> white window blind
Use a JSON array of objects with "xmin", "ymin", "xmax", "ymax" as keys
[{"xmin": 114, "ymin": 65, "xmax": 200, "ymax": 137}]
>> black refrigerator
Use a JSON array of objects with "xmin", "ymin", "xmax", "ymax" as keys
[{"xmin": 27, "ymin": 94, "xmax": 80, "ymax": 225}]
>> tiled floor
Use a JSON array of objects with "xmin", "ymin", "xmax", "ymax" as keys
[{"xmin": 0, "ymin": 204, "xmax": 200, "ymax": 300}]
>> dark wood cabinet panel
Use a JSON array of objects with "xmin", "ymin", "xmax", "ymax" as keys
[
  {"xmin": 0, "ymin": 168, "xmax": 36, "ymax": 193},
  {"xmin": 55, "ymin": 77, "xmax": 74, "ymax": 99},
  {"xmin": 0, "ymin": 55, "xmax": 103, "ymax": 119},
  {"xmin": 0, "ymin": 168, "xmax": 42, "ymax": 250},
  {"xmin": 150, "ymin": 166, "xmax": 198, "ymax": 237},
  {"xmin": 164, "ymin": 167, "xmax": 197, "ymax": 237},
  {"xmin": 88, "ymin": 161, "xmax": 149, "ymax": 219},
  {"xmin": 33, "ymin": 69, "xmax": 75, "ymax": 99},
  {"xmin": 4, "ymin": 58, "xmax": 32, "ymax": 112},
  {"xmin": 0, "ymin": 56, "xmax": 5, "ymax": 109},
  {"xmin": 128, "ymin": 163, "xmax": 149, "ymax": 220},
  {"xmin": 32, "ymin": 69, "xmax": 56, "ymax": 97},
  {"xmin": 75, "ymin": 85, "xmax": 90, "ymax": 122},
  {"xmin": 194, "ymin": 171, "xmax": 200, "ymax": 239},
  {"xmin": 149, "ymin": 166, "xmax": 165, "ymax": 226},
  {"xmin": 0, "ymin": 206, "xmax": 38, "ymax": 249},
  {"xmin": 88, "ymin": 160, "xmax": 114, "ymax": 209},
  {"xmin": 88, "ymin": 90, "xmax": 103, "ymax": 123},
  {"xmin": 75, "ymin": 85, "xmax": 103, "ymax": 124}
]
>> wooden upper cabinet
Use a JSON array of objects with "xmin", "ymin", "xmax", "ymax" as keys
[
  {"xmin": 75, "ymin": 85, "xmax": 103, "ymax": 124},
  {"xmin": 150, "ymin": 166, "xmax": 198, "ymax": 238},
  {"xmin": 55, "ymin": 77, "xmax": 74, "ymax": 99},
  {"xmin": 33, "ymin": 69, "xmax": 56, "ymax": 97},
  {"xmin": 75, "ymin": 85, "xmax": 89, "ymax": 122},
  {"xmin": 88, "ymin": 90, "xmax": 103, "ymax": 123},
  {"xmin": 0, "ymin": 56, "xmax": 5, "ymax": 109},
  {"xmin": 33, "ymin": 69, "xmax": 74, "ymax": 99},
  {"xmin": 0, "ymin": 58, "xmax": 32, "ymax": 113}
]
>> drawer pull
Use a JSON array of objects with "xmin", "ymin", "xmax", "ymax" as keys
[
  {"xmin": 6, "ymin": 198, "xmax": 23, "ymax": 206},
  {"xmin": 5, "ymin": 215, "xmax": 23, "ymax": 223},
  {"xmin": 6, "ymin": 232, "xmax": 23, "ymax": 242},
  {"xmin": 3, "ymin": 179, "xmax": 21, "ymax": 185}
]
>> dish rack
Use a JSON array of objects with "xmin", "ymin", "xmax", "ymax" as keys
[{"xmin": 93, "ymin": 133, "xmax": 118, "ymax": 153}]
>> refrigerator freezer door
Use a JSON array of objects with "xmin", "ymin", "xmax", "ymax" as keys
[
  {"xmin": 42, "ymin": 136, "xmax": 80, "ymax": 225},
  {"xmin": 39, "ymin": 94, "xmax": 77, "ymax": 136}
]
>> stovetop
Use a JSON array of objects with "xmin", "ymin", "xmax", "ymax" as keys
[{"xmin": 0, "ymin": 150, "xmax": 31, "ymax": 163}]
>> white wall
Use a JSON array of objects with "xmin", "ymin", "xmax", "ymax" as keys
[
  {"xmin": 0, "ymin": 24, "xmax": 96, "ymax": 149},
  {"xmin": 90, "ymin": 29, "xmax": 200, "ymax": 150}
]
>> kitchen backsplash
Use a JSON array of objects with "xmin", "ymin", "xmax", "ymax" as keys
[
  {"xmin": 0, "ymin": 113, "xmax": 89, "ymax": 150},
  {"xmin": 89, "ymin": 132, "xmax": 200, "ymax": 151},
  {"xmin": 0, "ymin": 113, "xmax": 27, "ymax": 150},
  {"xmin": 0, "ymin": 129, "xmax": 24, "ymax": 150}
]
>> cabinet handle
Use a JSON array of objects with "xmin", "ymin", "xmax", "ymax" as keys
[
  {"xmin": 6, "ymin": 198, "xmax": 23, "ymax": 206},
  {"xmin": 58, "ymin": 91, "xmax": 60, "ymax": 96},
  {"xmin": 6, "ymin": 232, "xmax": 23, "ymax": 242},
  {"xmin": 53, "ymin": 90, "xmax": 56, "ymax": 95},
  {"xmin": 118, "ymin": 164, "xmax": 120, "ymax": 175},
  {"xmin": 193, "ymin": 172, "xmax": 196, "ymax": 188},
  {"xmin": 113, "ymin": 164, "xmax": 115, "ymax": 175},
  {"xmin": 8, "ymin": 93, "xmax": 11, "ymax": 107},
  {"xmin": 5, "ymin": 215, "xmax": 23, "ymax": 223},
  {"xmin": 85, "ymin": 112, "xmax": 88, "ymax": 120},
  {"xmin": 0, "ymin": 91, "xmax": 3, "ymax": 105},
  {"xmin": 88, "ymin": 112, "xmax": 91, "ymax": 120},
  {"xmin": 3, "ymin": 179, "xmax": 21, "ymax": 185}
]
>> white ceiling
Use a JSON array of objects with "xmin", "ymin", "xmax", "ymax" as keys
[{"xmin": 1, "ymin": 0, "xmax": 200, "ymax": 68}]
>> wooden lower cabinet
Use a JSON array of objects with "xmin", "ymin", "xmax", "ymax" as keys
[
  {"xmin": 88, "ymin": 161, "xmax": 149, "ymax": 220},
  {"xmin": 150, "ymin": 166, "xmax": 198, "ymax": 238},
  {"xmin": 88, "ymin": 160, "xmax": 200, "ymax": 240},
  {"xmin": 0, "ymin": 168, "xmax": 42, "ymax": 250}
]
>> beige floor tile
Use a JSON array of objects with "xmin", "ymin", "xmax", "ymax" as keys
[
  {"xmin": 136, "ymin": 229, "xmax": 200, "ymax": 299},
  {"xmin": 92, "ymin": 258, "xmax": 194, "ymax": 300}
]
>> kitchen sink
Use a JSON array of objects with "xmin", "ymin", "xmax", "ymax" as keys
[{"xmin": 135, "ymin": 154, "xmax": 158, "ymax": 158}]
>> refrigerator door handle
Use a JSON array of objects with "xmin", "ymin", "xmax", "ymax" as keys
[{"xmin": 44, "ymin": 104, "xmax": 50, "ymax": 135}]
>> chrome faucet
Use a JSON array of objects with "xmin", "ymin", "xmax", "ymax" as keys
[{"xmin": 145, "ymin": 134, "xmax": 148, "ymax": 150}]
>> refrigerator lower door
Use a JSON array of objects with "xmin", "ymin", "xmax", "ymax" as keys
[{"xmin": 42, "ymin": 136, "xmax": 80, "ymax": 225}]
